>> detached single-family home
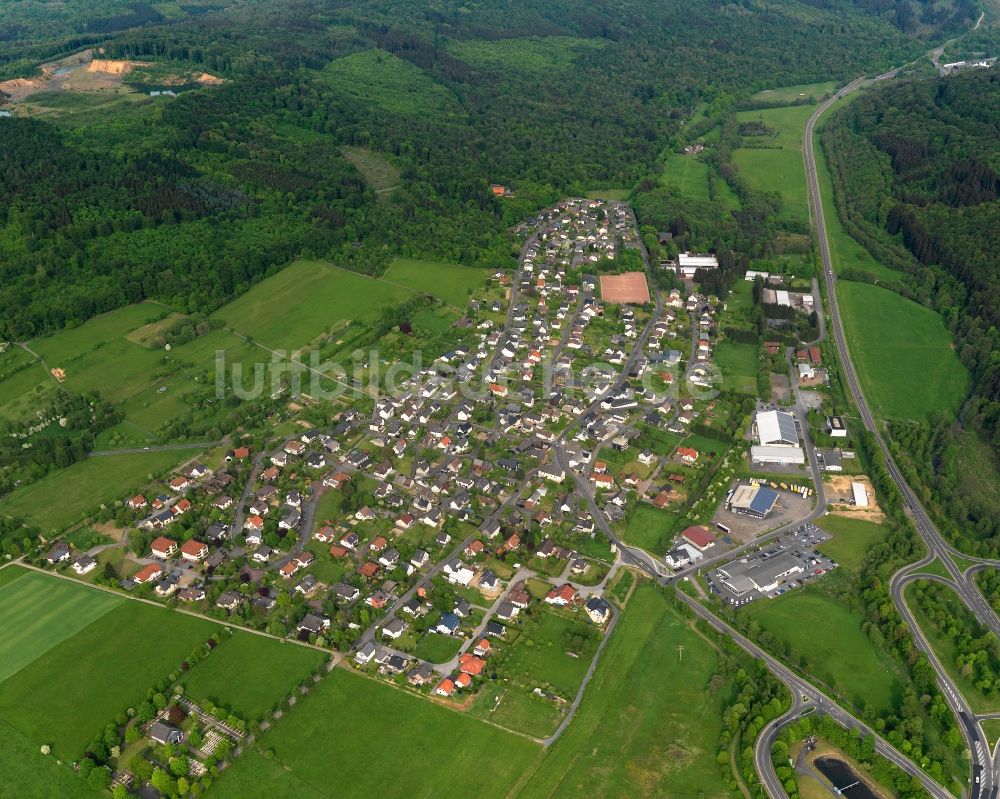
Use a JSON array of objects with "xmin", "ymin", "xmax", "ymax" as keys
[
  {"xmin": 544, "ymin": 583, "xmax": 576, "ymax": 606},
  {"xmin": 585, "ymin": 596, "xmax": 612, "ymax": 624},
  {"xmin": 72, "ymin": 555, "xmax": 97, "ymax": 575}
]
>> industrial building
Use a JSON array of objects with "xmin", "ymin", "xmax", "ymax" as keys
[
  {"xmin": 676, "ymin": 252, "xmax": 719, "ymax": 278},
  {"xmin": 728, "ymin": 483, "xmax": 779, "ymax": 518},
  {"xmin": 750, "ymin": 445, "xmax": 806, "ymax": 466},
  {"xmin": 707, "ymin": 525, "xmax": 837, "ymax": 605},
  {"xmin": 755, "ymin": 410, "xmax": 799, "ymax": 447},
  {"xmin": 851, "ymin": 481, "xmax": 869, "ymax": 507}
]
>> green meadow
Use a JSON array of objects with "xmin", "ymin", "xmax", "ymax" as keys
[
  {"xmin": 212, "ymin": 668, "xmax": 541, "ymax": 799},
  {"xmin": 180, "ymin": 632, "xmax": 327, "ymax": 722},
  {"xmin": 816, "ymin": 515, "xmax": 888, "ymax": 572},
  {"xmin": 0, "ymin": 449, "xmax": 196, "ymax": 533},
  {"xmin": 836, "ymin": 282, "xmax": 968, "ymax": 421},
  {"xmin": 743, "ymin": 587, "xmax": 902, "ymax": 715},
  {"xmin": 518, "ymin": 585, "xmax": 735, "ymax": 798},
  {"xmin": 715, "ymin": 341, "xmax": 759, "ymax": 394},
  {"xmin": 215, "ymin": 259, "xmax": 413, "ymax": 351},
  {"xmin": 382, "ymin": 258, "xmax": 487, "ymax": 308}
]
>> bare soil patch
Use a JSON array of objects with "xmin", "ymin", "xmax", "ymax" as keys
[{"xmin": 600, "ymin": 272, "xmax": 650, "ymax": 304}]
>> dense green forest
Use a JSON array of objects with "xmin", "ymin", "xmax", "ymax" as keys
[
  {"xmin": 0, "ymin": 0, "xmax": 932, "ymax": 340},
  {"xmin": 822, "ymin": 70, "xmax": 1000, "ymax": 554}
]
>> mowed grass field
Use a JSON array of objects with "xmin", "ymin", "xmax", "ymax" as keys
[
  {"xmin": 180, "ymin": 633, "xmax": 326, "ymax": 722},
  {"xmin": 816, "ymin": 515, "xmax": 887, "ymax": 571},
  {"xmin": 212, "ymin": 668, "xmax": 542, "ymax": 799},
  {"xmin": 836, "ymin": 282, "xmax": 969, "ymax": 420},
  {"xmin": 215, "ymin": 259, "xmax": 414, "ymax": 351},
  {"xmin": 0, "ymin": 576, "xmax": 220, "ymax": 756},
  {"xmin": 743, "ymin": 587, "xmax": 902, "ymax": 715},
  {"xmin": 0, "ymin": 449, "xmax": 196, "ymax": 533},
  {"xmin": 715, "ymin": 341, "xmax": 759, "ymax": 394},
  {"xmin": 382, "ymin": 257, "xmax": 487, "ymax": 308},
  {"xmin": 517, "ymin": 584, "xmax": 734, "ymax": 799},
  {"xmin": 0, "ymin": 719, "xmax": 101, "ymax": 799},
  {"xmin": 0, "ymin": 570, "xmax": 121, "ymax": 684}
]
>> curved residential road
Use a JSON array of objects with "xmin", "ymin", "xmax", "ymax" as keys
[{"xmin": 804, "ymin": 69, "xmax": 995, "ymax": 799}]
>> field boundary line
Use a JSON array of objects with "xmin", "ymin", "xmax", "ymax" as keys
[{"xmin": 12, "ymin": 561, "xmax": 334, "ymax": 655}]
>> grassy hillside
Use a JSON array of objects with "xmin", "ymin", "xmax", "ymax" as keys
[{"xmin": 836, "ymin": 281, "xmax": 969, "ymax": 421}]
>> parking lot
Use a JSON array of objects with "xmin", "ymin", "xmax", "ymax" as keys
[{"xmin": 705, "ymin": 523, "xmax": 837, "ymax": 607}]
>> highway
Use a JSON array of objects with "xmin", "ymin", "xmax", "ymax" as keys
[{"xmin": 803, "ymin": 66, "xmax": 998, "ymax": 799}]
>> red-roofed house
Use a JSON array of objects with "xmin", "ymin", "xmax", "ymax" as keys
[
  {"xmin": 245, "ymin": 514, "xmax": 264, "ymax": 531},
  {"xmin": 454, "ymin": 672, "xmax": 472, "ymax": 689},
  {"xmin": 180, "ymin": 540, "xmax": 208, "ymax": 562},
  {"xmin": 150, "ymin": 536, "xmax": 178, "ymax": 559},
  {"xmin": 435, "ymin": 678, "xmax": 455, "ymax": 697},
  {"xmin": 458, "ymin": 654, "xmax": 486, "ymax": 676},
  {"xmin": 127, "ymin": 495, "xmax": 147, "ymax": 510},
  {"xmin": 544, "ymin": 583, "xmax": 577, "ymax": 606},
  {"xmin": 134, "ymin": 563, "xmax": 164, "ymax": 584},
  {"xmin": 675, "ymin": 446, "xmax": 699, "ymax": 464},
  {"xmin": 681, "ymin": 525, "xmax": 716, "ymax": 551}
]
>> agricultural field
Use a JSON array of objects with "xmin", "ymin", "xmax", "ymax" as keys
[
  {"xmin": 215, "ymin": 259, "xmax": 413, "ymax": 351},
  {"xmin": 381, "ymin": 258, "xmax": 487, "ymax": 308},
  {"xmin": 179, "ymin": 633, "xmax": 327, "ymax": 722},
  {"xmin": 212, "ymin": 668, "xmax": 541, "ymax": 799},
  {"xmin": 517, "ymin": 584, "xmax": 736, "ymax": 798},
  {"xmin": 0, "ymin": 570, "xmax": 121, "ymax": 683},
  {"xmin": 341, "ymin": 146, "xmax": 400, "ymax": 194},
  {"xmin": 815, "ymin": 515, "xmax": 887, "ymax": 571},
  {"xmin": 836, "ymin": 282, "xmax": 969, "ymax": 421},
  {"xmin": 715, "ymin": 341, "xmax": 759, "ymax": 394},
  {"xmin": 0, "ymin": 577, "xmax": 219, "ymax": 756},
  {"xmin": 743, "ymin": 587, "xmax": 902, "ymax": 716},
  {"xmin": 319, "ymin": 50, "xmax": 463, "ymax": 118},
  {"xmin": 0, "ymin": 448, "xmax": 197, "ymax": 533}
]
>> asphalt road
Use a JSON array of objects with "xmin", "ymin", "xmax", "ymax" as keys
[{"xmin": 804, "ymin": 67, "xmax": 997, "ymax": 799}]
